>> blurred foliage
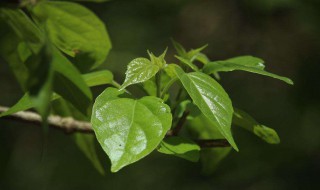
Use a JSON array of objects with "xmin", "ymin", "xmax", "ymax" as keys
[{"xmin": 1, "ymin": 0, "xmax": 320, "ymax": 189}]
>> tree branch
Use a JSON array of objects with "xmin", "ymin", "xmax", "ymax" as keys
[{"xmin": 0, "ymin": 106, "xmax": 230, "ymax": 148}]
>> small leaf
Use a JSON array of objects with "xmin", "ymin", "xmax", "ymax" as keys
[
  {"xmin": 91, "ymin": 88, "xmax": 172, "ymax": 172},
  {"xmin": 158, "ymin": 136, "xmax": 200, "ymax": 162},
  {"xmin": 173, "ymin": 65, "xmax": 238, "ymax": 151},
  {"xmin": 203, "ymin": 56, "xmax": 293, "ymax": 85},
  {"xmin": 32, "ymin": 1, "xmax": 112, "ymax": 71},
  {"xmin": 120, "ymin": 58, "xmax": 159, "ymax": 90},
  {"xmin": 82, "ymin": 70, "xmax": 113, "ymax": 87},
  {"xmin": 233, "ymin": 108, "xmax": 280, "ymax": 144},
  {"xmin": 171, "ymin": 39, "xmax": 187, "ymax": 57},
  {"xmin": 175, "ymin": 55, "xmax": 199, "ymax": 71}
]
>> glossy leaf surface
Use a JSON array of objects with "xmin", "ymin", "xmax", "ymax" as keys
[
  {"xmin": 158, "ymin": 136, "xmax": 200, "ymax": 162},
  {"xmin": 120, "ymin": 58, "xmax": 159, "ymax": 90},
  {"xmin": 233, "ymin": 108, "xmax": 280, "ymax": 144},
  {"xmin": 173, "ymin": 66, "xmax": 238, "ymax": 151},
  {"xmin": 32, "ymin": 1, "xmax": 112, "ymax": 70},
  {"xmin": 91, "ymin": 88, "xmax": 172, "ymax": 172},
  {"xmin": 203, "ymin": 56, "xmax": 293, "ymax": 85}
]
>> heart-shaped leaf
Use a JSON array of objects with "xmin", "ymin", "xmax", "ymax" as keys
[{"xmin": 91, "ymin": 88, "xmax": 172, "ymax": 172}]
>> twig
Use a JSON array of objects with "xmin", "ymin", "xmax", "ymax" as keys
[
  {"xmin": 0, "ymin": 106, "xmax": 230, "ymax": 148},
  {"xmin": 166, "ymin": 110, "xmax": 189, "ymax": 136}
]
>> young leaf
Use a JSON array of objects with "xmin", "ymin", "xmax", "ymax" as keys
[
  {"xmin": 158, "ymin": 136, "xmax": 200, "ymax": 162},
  {"xmin": 120, "ymin": 58, "xmax": 159, "ymax": 90},
  {"xmin": 203, "ymin": 56, "xmax": 293, "ymax": 85},
  {"xmin": 233, "ymin": 108, "xmax": 280, "ymax": 144},
  {"xmin": 172, "ymin": 65, "xmax": 238, "ymax": 151},
  {"xmin": 91, "ymin": 88, "xmax": 172, "ymax": 172},
  {"xmin": 32, "ymin": 1, "xmax": 112, "ymax": 71},
  {"xmin": 171, "ymin": 39, "xmax": 187, "ymax": 57},
  {"xmin": 175, "ymin": 55, "xmax": 199, "ymax": 71}
]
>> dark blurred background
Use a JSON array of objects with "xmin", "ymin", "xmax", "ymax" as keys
[{"xmin": 1, "ymin": 0, "xmax": 320, "ymax": 189}]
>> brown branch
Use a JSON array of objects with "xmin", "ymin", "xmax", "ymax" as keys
[
  {"xmin": 0, "ymin": 106, "xmax": 230, "ymax": 148},
  {"xmin": 0, "ymin": 106, "xmax": 93, "ymax": 134}
]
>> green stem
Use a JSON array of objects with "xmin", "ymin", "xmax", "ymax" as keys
[{"xmin": 111, "ymin": 80, "xmax": 131, "ymax": 94}]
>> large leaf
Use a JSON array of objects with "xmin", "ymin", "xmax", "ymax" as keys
[
  {"xmin": 203, "ymin": 56, "xmax": 293, "ymax": 85},
  {"xmin": 233, "ymin": 108, "xmax": 280, "ymax": 144},
  {"xmin": 158, "ymin": 136, "xmax": 200, "ymax": 162},
  {"xmin": 91, "ymin": 88, "xmax": 172, "ymax": 172},
  {"xmin": 187, "ymin": 114, "xmax": 232, "ymax": 174},
  {"xmin": 173, "ymin": 66, "xmax": 238, "ymax": 151},
  {"xmin": 32, "ymin": 1, "xmax": 112, "ymax": 71},
  {"xmin": 0, "ymin": 8, "xmax": 44, "ymax": 53},
  {"xmin": 0, "ymin": 20, "xmax": 29, "ymax": 90},
  {"xmin": 120, "ymin": 58, "xmax": 159, "ymax": 90}
]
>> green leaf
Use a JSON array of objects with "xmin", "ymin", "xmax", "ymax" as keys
[
  {"xmin": 51, "ymin": 48, "xmax": 92, "ymax": 116},
  {"xmin": 187, "ymin": 114, "xmax": 232, "ymax": 174},
  {"xmin": 203, "ymin": 56, "xmax": 293, "ymax": 85},
  {"xmin": 82, "ymin": 70, "xmax": 113, "ymax": 87},
  {"xmin": 195, "ymin": 52, "xmax": 210, "ymax": 65},
  {"xmin": 233, "ymin": 108, "xmax": 280, "ymax": 144},
  {"xmin": 158, "ymin": 136, "xmax": 200, "ymax": 162},
  {"xmin": 0, "ymin": 67, "xmax": 108, "ymax": 118},
  {"xmin": 120, "ymin": 58, "xmax": 159, "ymax": 90},
  {"xmin": 25, "ymin": 43, "xmax": 54, "ymax": 120},
  {"xmin": 0, "ymin": 21, "xmax": 29, "ymax": 90},
  {"xmin": 171, "ymin": 39, "xmax": 187, "ymax": 57},
  {"xmin": 59, "ymin": 0, "xmax": 111, "ymax": 2},
  {"xmin": 32, "ymin": 1, "xmax": 112, "ymax": 71},
  {"xmin": 0, "ymin": 8, "xmax": 44, "ymax": 53},
  {"xmin": 148, "ymin": 49, "xmax": 167, "ymax": 68},
  {"xmin": 172, "ymin": 65, "xmax": 238, "ymax": 151},
  {"xmin": 91, "ymin": 88, "xmax": 172, "ymax": 172},
  {"xmin": 175, "ymin": 55, "xmax": 199, "ymax": 71}
]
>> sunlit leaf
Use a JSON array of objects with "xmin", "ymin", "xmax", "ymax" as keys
[
  {"xmin": 91, "ymin": 88, "xmax": 172, "ymax": 172},
  {"xmin": 173, "ymin": 65, "xmax": 238, "ymax": 151},
  {"xmin": 158, "ymin": 136, "xmax": 200, "ymax": 162},
  {"xmin": 120, "ymin": 58, "xmax": 159, "ymax": 90}
]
